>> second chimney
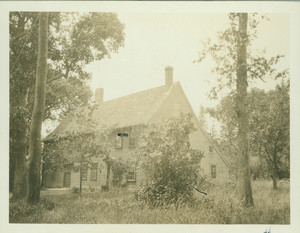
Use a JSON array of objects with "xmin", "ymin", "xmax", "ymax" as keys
[
  {"xmin": 165, "ymin": 66, "xmax": 173, "ymax": 88},
  {"xmin": 95, "ymin": 88, "xmax": 104, "ymax": 104}
]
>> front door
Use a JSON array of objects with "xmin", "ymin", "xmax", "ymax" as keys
[{"xmin": 63, "ymin": 172, "xmax": 71, "ymax": 187}]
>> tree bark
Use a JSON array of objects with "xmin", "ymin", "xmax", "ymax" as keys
[
  {"xmin": 10, "ymin": 115, "xmax": 28, "ymax": 198},
  {"xmin": 106, "ymin": 161, "xmax": 111, "ymax": 191},
  {"xmin": 271, "ymin": 170, "xmax": 277, "ymax": 189},
  {"xmin": 11, "ymin": 138, "xmax": 27, "ymax": 198},
  {"xmin": 27, "ymin": 12, "xmax": 48, "ymax": 204},
  {"xmin": 236, "ymin": 13, "xmax": 254, "ymax": 207},
  {"xmin": 10, "ymin": 92, "xmax": 30, "ymax": 198},
  {"xmin": 271, "ymin": 160, "xmax": 278, "ymax": 189},
  {"xmin": 80, "ymin": 155, "xmax": 83, "ymax": 196}
]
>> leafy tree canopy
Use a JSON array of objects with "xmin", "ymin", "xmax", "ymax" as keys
[
  {"xmin": 195, "ymin": 13, "xmax": 288, "ymax": 99},
  {"xmin": 10, "ymin": 12, "xmax": 125, "ymax": 121},
  {"xmin": 206, "ymin": 80, "xmax": 290, "ymax": 185},
  {"xmin": 9, "ymin": 12, "xmax": 125, "ymax": 196},
  {"xmin": 42, "ymin": 104, "xmax": 113, "ymax": 174}
]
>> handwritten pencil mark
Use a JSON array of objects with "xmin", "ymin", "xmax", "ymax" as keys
[{"xmin": 194, "ymin": 187, "xmax": 207, "ymax": 195}]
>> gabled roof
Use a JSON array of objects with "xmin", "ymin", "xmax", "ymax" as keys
[
  {"xmin": 175, "ymin": 84, "xmax": 229, "ymax": 168},
  {"xmin": 44, "ymin": 81, "xmax": 229, "ymax": 168},
  {"xmin": 44, "ymin": 82, "xmax": 178, "ymax": 141}
]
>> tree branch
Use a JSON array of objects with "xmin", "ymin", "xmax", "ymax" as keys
[
  {"xmin": 47, "ymin": 74, "xmax": 62, "ymax": 84},
  {"xmin": 263, "ymin": 144, "xmax": 273, "ymax": 163},
  {"xmin": 10, "ymin": 13, "xmax": 40, "ymax": 75}
]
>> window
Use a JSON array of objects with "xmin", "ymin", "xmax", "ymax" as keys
[
  {"xmin": 174, "ymin": 103, "xmax": 181, "ymax": 118},
  {"xmin": 127, "ymin": 169, "xmax": 136, "ymax": 182},
  {"xmin": 90, "ymin": 163, "xmax": 98, "ymax": 181},
  {"xmin": 81, "ymin": 165, "xmax": 88, "ymax": 181},
  {"xmin": 115, "ymin": 134, "xmax": 123, "ymax": 149},
  {"xmin": 211, "ymin": 165, "xmax": 217, "ymax": 178},
  {"xmin": 63, "ymin": 172, "xmax": 71, "ymax": 187},
  {"xmin": 129, "ymin": 137, "xmax": 136, "ymax": 148},
  {"xmin": 81, "ymin": 162, "xmax": 88, "ymax": 180},
  {"xmin": 209, "ymin": 145, "xmax": 214, "ymax": 152}
]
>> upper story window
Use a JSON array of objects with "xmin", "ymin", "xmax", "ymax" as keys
[
  {"xmin": 209, "ymin": 145, "xmax": 214, "ymax": 152},
  {"xmin": 211, "ymin": 165, "xmax": 217, "ymax": 178},
  {"xmin": 129, "ymin": 137, "xmax": 136, "ymax": 148},
  {"xmin": 174, "ymin": 103, "xmax": 181, "ymax": 118},
  {"xmin": 115, "ymin": 134, "xmax": 123, "ymax": 149}
]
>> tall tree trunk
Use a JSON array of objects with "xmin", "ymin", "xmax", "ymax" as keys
[
  {"xmin": 80, "ymin": 154, "xmax": 83, "ymax": 196},
  {"xmin": 271, "ymin": 159, "xmax": 278, "ymax": 189},
  {"xmin": 106, "ymin": 162, "xmax": 111, "ymax": 191},
  {"xmin": 11, "ymin": 136, "xmax": 27, "ymax": 199},
  {"xmin": 236, "ymin": 13, "xmax": 254, "ymax": 207},
  {"xmin": 10, "ymin": 97, "xmax": 29, "ymax": 198},
  {"xmin": 27, "ymin": 12, "xmax": 48, "ymax": 204},
  {"xmin": 271, "ymin": 170, "xmax": 277, "ymax": 189}
]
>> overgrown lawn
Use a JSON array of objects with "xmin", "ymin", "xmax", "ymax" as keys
[{"xmin": 9, "ymin": 179, "xmax": 290, "ymax": 224}]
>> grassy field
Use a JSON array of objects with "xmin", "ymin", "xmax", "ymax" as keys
[{"xmin": 9, "ymin": 179, "xmax": 290, "ymax": 224}]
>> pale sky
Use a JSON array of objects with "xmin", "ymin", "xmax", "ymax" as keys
[{"xmin": 86, "ymin": 13, "xmax": 289, "ymax": 116}]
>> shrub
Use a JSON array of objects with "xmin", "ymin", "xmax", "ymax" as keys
[
  {"xmin": 112, "ymin": 159, "xmax": 131, "ymax": 187},
  {"xmin": 9, "ymin": 198, "xmax": 56, "ymax": 223},
  {"xmin": 101, "ymin": 185, "xmax": 109, "ymax": 191},
  {"xmin": 89, "ymin": 186, "xmax": 96, "ymax": 192},
  {"xmin": 135, "ymin": 114, "xmax": 204, "ymax": 207},
  {"xmin": 71, "ymin": 186, "xmax": 80, "ymax": 194}
]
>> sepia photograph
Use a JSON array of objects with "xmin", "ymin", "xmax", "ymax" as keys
[{"xmin": 1, "ymin": 1, "xmax": 300, "ymax": 233}]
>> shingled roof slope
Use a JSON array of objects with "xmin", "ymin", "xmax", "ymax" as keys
[{"xmin": 44, "ymin": 82, "xmax": 178, "ymax": 141}]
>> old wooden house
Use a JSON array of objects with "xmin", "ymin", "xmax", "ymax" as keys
[{"xmin": 43, "ymin": 66, "xmax": 229, "ymax": 188}]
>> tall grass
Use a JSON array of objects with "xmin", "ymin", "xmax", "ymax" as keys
[{"xmin": 9, "ymin": 179, "xmax": 290, "ymax": 224}]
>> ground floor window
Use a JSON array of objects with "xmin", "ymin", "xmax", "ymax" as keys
[
  {"xmin": 63, "ymin": 172, "xmax": 71, "ymax": 187},
  {"xmin": 211, "ymin": 165, "xmax": 217, "ymax": 178},
  {"xmin": 127, "ymin": 170, "xmax": 136, "ymax": 182},
  {"xmin": 81, "ymin": 163, "xmax": 88, "ymax": 181},
  {"xmin": 90, "ymin": 163, "xmax": 98, "ymax": 181}
]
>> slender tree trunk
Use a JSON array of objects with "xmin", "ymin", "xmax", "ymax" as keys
[
  {"xmin": 106, "ymin": 162, "xmax": 111, "ymax": 191},
  {"xmin": 271, "ymin": 160, "xmax": 278, "ymax": 189},
  {"xmin": 27, "ymin": 12, "xmax": 48, "ymax": 204},
  {"xmin": 271, "ymin": 170, "xmax": 277, "ymax": 189},
  {"xmin": 236, "ymin": 13, "xmax": 254, "ymax": 207},
  {"xmin": 9, "ymin": 153, "xmax": 15, "ymax": 193},
  {"xmin": 80, "ymin": 154, "xmax": 83, "ymax": 196}
]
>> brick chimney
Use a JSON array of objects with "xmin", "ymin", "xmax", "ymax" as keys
[
  {"xmin": 165, "ymin": 66, "xmax": 173, "ymax": 88},
  {"xmin": 95, "ymin": 88, "xmax": 104, "ymax": 104}
]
